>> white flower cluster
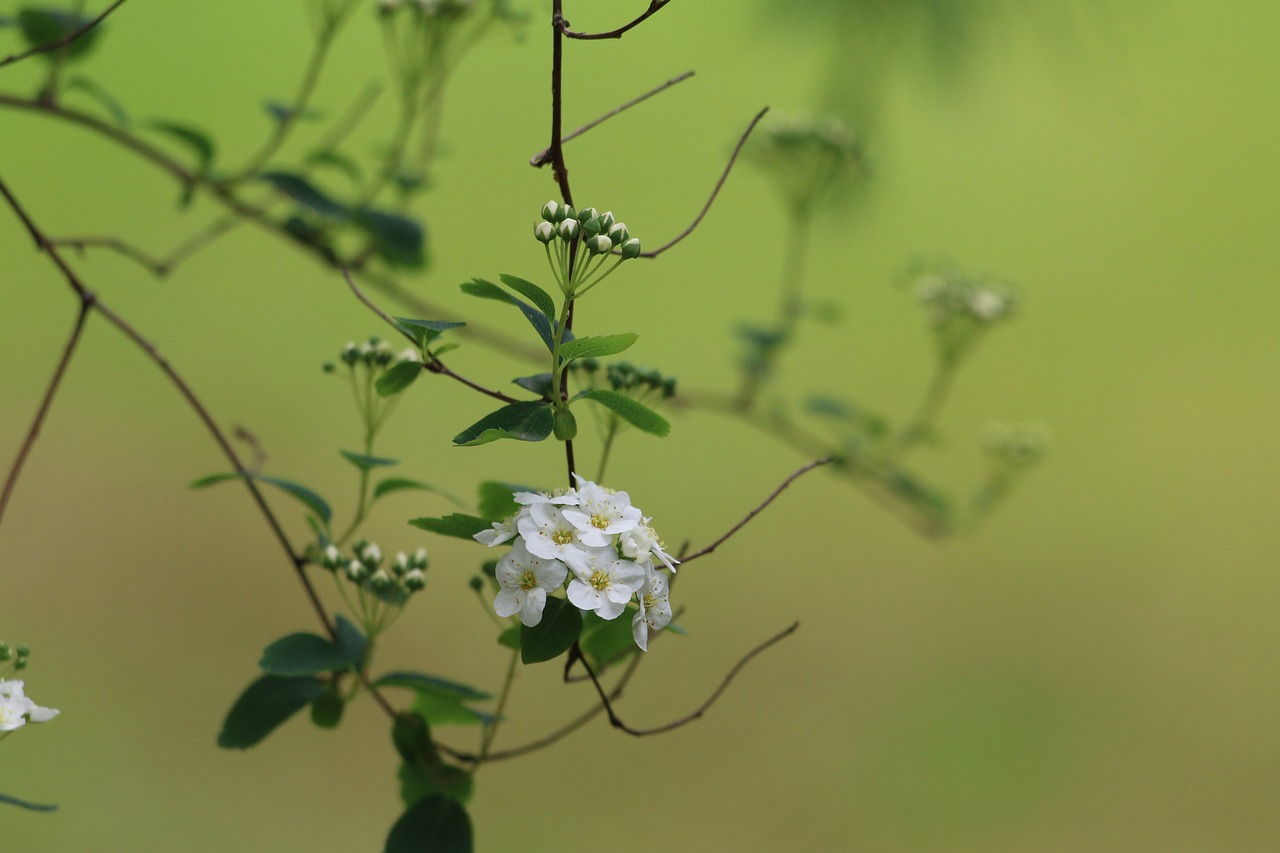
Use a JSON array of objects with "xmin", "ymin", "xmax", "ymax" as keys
[
  {"xmin": 0, "ymin": 680, "xmax": 58, "ymax": 733},
  {"xmin": 475, "ymin": 476, "xmax": 677, "ymax": 651},
  {"xmin": 339, "ymin": 336, "xmax": 418, "ymax": 369},
  {"xmin": 913, "ymin": 271, "xmax": 1017, "ymax": 326},
  {"xmin": 981, "ymin": 421, "xmax": 1051, "ymax": 468}
]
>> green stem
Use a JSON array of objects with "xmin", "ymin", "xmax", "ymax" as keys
[
  {"xmin": 596, "ymin": 417, "xmax": 619, "ymax": 482},
  {"xmin": 476, "ymin": 646, "xmax": 521, "ymax": 768},
  {"xmin": 737, "ymin": 212, "xmax": 812, "ymax": 408},
  {"xmin": 891, "ymin": 355, "xmax": 959, "ymax": 461}
]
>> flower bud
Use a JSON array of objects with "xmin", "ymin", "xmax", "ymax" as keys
[
  {"xmin": 0, "ymin": 643, "xmax": 11, "ymax": 661},
  {"xmin": 540, "ymin": 200, "xmax": 559, "ymax": 222},
  {"xmin": 587, "ymin": 234, "xmax": 612, "ymax": 255},
  {"xmin": 361, "ymin": 543, "xmax": 383, "ymax": 566},
  {"xmin": 346, "ymin": 560, "xmax": 367, "ymax": 582},
  {"xmin": 16, "ymin": 644, "xmax": 30, "ymax": 658},
  {"xmin": 607, "ymin": 222, "xmax": 629, "ymax": 245},
  {"xmin": 341, "ymin": 342, "xmax": 359, "ymax": 366},
  {"xmin": 370, "ymin": 569, "xmax": 393, "ymax": 591},
  {"xmin": 582, "ymin": 216, "xmax": 603, "ymax": 236},
  {"xmin": 412, "ymin": 547, "xmax": 429, "ymax": 568},
  {"xmin": 405, "ymin": 568, "xmax": 427, "ymax": 591},
  {"xmin": 597, "ymin": 211, "xmax": 616, "ymax": 232},
  {"xmin": 393, "ymin": 551, "xmax": 410, "ymax": 575},
  {"xmin": 322, "ymin": 543, "xmax": 341, "ymax": 569},
  {"xmin": 576, "ymin": 207, "xmax": 598, "ymax": 225},
  {"xmin": 620, "ymin": 237, "xmax": 642, "ymax": 259},
  {"xmin": 534, "ymin": 221, "xmax": 555, "ymax": 243},
  {"xmin": 553, "ymin": 406, "xmax": 578, "ymax": 441},
  {"xmin": 468, "ymin": 576, "xmax": 484, "ymax": 592},
  {"xmin": 557, "ymin": 219, "xmax": 580, "ymax": 242},
  {"xmin": 559, "ymin": 205, "xmax": 575, "ymax": 222}
]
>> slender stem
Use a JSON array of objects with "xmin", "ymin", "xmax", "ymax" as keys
[
  {"xmin": 891, "ymin": 357, "xmax": 959, "ymax": 459},
  {"xmin": 560, "ymin": 0, "xmax": 672, "ymax": 40},
  {"xmin": 476, "ymin": 646, "xmax": 520, "ymax": 767},
  {"xmin": 49, "ymin": 236, "xmax": 166, "ymax": 275},
  {"xmin": 595, "ymin": 418, "xmax": 619, "ymax": 482},
  {"xmin": 736, "ymin": 212, "xmax": 812, "ymax": 408},
  {"xmin": 0, "ymin": 0, "xmax": 129, "ymax": 69}
]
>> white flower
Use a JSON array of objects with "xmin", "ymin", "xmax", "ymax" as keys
[
  {"xmin": 494, "ymin": 540, "xmax": 568, "ymax": 627},
  {"xmin": 566, "ymin": 546, "xmax": 645, "ymax": 620},
  {"xmin": 0, "ymin": 680, "xmax": 58, "ymax": 730},
  {"xmin": 561, "ymin": 476, "xmax": 641, "ymax": 547},
  {"xmin": 620, "ymin": 518, "xmax": 679, "ymax": 573},
  {"xmin": 632, "ymin": 569, "xmax": 673, "ymax": 651},
  {"xmin": 474, "ymin": 514, "xmax": 518, "ymax": 547},
  {"xmin": 513, "ymin": 488, "xmax": 579, "ymax": 507},
  {"xmin": 518, "ymin": 502, "xmax": 588, "ymax": 563}
]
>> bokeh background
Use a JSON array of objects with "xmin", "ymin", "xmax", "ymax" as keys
[{"xmin": 3, "ymin": 1, "xmax": 1279, "ymax": 850}]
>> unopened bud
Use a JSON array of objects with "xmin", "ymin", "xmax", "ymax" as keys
[
  {"xmin": 557, "ymin": 219, "xmax": 579, "ymax": 242},
  {"xmin": 620, "ymin": 237, "xmax": 642, "ymax": 259},
  {"xmin": 607, "ymin": 222, "xmax": 629, "ymax": 245},
  {"xmin": 587, "ymin": 234, "xmax": 612, "ymax": 255},
  {"xmin": 405, "ymin": 568, "xmax": 427, "ymax": 591},
  {"xmin": 553, "ymin": 406, "xmax": 578, "ymax": 441},
  {"xmin": 412, "ymin": 547, "xmax": 429, "ymax": 568},
  {"xmin": 540, "ymin": 200, "xmax": 559, "ymax": 222},
  {"xmin": 597, "ymin": 211, "xmax": 616, "ymax": 232},
  {"xmin": 535, "ymin": 221, "xmax": 555, "ymax": 243},
  {"xmin": 577, "ymin": 207, "xmax": 598, "ymax": 224}
]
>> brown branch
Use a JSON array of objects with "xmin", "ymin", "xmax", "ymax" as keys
[
  {"xmin": 559, "ymin": 0, "xmax": 672, "ymax": 40},
  {"xmin": 0, "ymin": 0, "xmax": 130, "ymax": 69},
  {"xmin": 680, "ymin": 457, "xmax": 833, "ymax": 565},
  {"xmin": 530, "ymin": 70, "xmax": 694, "ymax": 167},
  {"xmin": 50, "ymin": 236, "xmax": 168, "ymax": 275},
  {"xmin": 575, "ymin": 621, "xmax": 799, "ymax": 735},
  {"xmin": 641, "ymin": 106, "xmax": 768, "ymax": 258}
]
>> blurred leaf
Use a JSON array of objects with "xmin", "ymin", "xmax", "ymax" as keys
[
  {"xmin": 217, "ymin": 674, "xmax": 326, "ymax": 749},
  {"xmin": 17, "ymin": 8, "xmax": 102, "ymax": 61},
  {"xmin": 259, "ymin": 632, "xmax": 351, "ymax": 676},
  {"xmin": 577, "ymin": 389, "xmax": 670, "ymax": 437},
  {"xmin": 497, "ymin": 626, "xmax": 520, "ymax": 649},
  {"xmin": 334, "ymin": 615, "xmax": 367, "ymax": 667},
  {"xmin": 497, "ymin": 273, "xmax": 556, "ymax": 320},
  {"xmin": 0, "ymin": 793, "xmax": 58, "ymax": 812},
  {"xmin": 452, "ymin": 401, "xmax": 554, "ymax": 447},
  {"xmin": 354, "ymin": 208, "xmax": 426, "ymax": 268},
  {"xmin": 309, "ymin": 689, "xmax": 344, "ymax": 729},
  {"xmin": 581, "ymin": 605, "xmax": 638, "ymax": 669},
  {"xmin": 263, "ymin": 100, "xmax": 321, "ymax": 124},
  {"xmin": 520, "ymin": 597, "xmax": 582, "ymax": 664},
  {"xmin": 394, "ymin": 317, "xmax": 464, "ymax": 349},
  {"xmin": 385, "ymin": 794, "xmax": 473, "ymax": 853},
  {"xmin": 391, "ymin": 711, "xmax": 435, "ymax": 765},
  {"xmin": 477, "ymin": 481, "xmax": 529, "ymax": 522},
  {"xmin": 258, "ymin": 170, "xmax": 347, "ymax": 219},
  {"xmin": 374, "ymin": 671, "xmax": 491, "ymax": 702},
  {"xmin": 340, "ymin": 449, "xmax": 398, "ymax": 471},
  {"xmin": 408, "ymin": 513, "xmax": 491, "ymax": 540},
  {"xmin": 375, "ymin": 361, "xmax": 421, "ymax": 397},
  {"xmin": 560, "ymin": 333, "xmax": 638, "ymax": 363},
  {"xmin": 399, "ymin": 762, "xmax": 475, "ymax": 808},
  {"xmin": 144, "ymin": 120, "xmax": 217, "ymax": 174},
  {"xmin": 375, "ymin": 477, "xmax": 460, "ymax": 505},
  {"xmin": 307, "ymin": 149, "xmax": 362, "ymax": 183},
  {"xmin": 190, "ymin": 472, "xmax": 332, "ymax": 524},
  {"xmin": 64, "ymin": 76, "xmax": 129, "ymax": 127}
]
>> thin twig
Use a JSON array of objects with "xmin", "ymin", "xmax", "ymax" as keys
[
  {"xmin": 559, "ymin": 0, "xmax": 672, "ymax": 40},
  {"xmin": 530, "ymin": 70, "xmax": 694, "ymax": 167},
  {"xmin": 0, "ymin": 0, "xmax": 130, "ymax": 69},
  {"xmin": 575, "ymin": 621, "xmax": 799, "ymax": 736},
  {"xmin": 681, "ymin": 457, "xmax": 833, "ymax": 565},
  {"xmin": 51, "ymin": 235, "xmax": 167, "ymax": 275},
  {"xmin": 640, "ymin": 106, "xmax": 768, "ymax": 258}
]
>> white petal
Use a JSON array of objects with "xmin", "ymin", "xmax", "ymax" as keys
[
  {"xmin": 632, "ymin": 611, "xmax": 649, "ymax": 651},
  {"xmin": 494, "ymin": 588, "xmax": 523, "ymax": 618},
  {"xmin": 519, "ymin": 588, "xmax": 548, "ymax": 627}
]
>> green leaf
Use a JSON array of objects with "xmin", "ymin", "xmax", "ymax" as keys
[
  {"xmin": 307, "ymin": 149, "xmax": 362, "ymax": 183},
  {"xmin": 577, "ymin": 389, "xmax": 671, "ymax": 437},
  {"xmin": 334, "ymin": 615, "xmax": 368, "ymax": 667},
  {"xmin": 374, "ymin": 672, "xmax": 491, "ymax": 702},
  {"xmin": 144, "ymin": 120, "xmax": 217, "ymax": 174},
  {"xmin": 497, "ymin": 626, "xmax": 520, "ymax": 649},
  {"xmin": 17, "ymin": 9, "xmax": 101, "ymax": 61},
  {"xmin": 408, "ymin": 513, "xmax": 491, "ymax": 540},
  {"xmin": 217, "ymin": 674, "xmax": 327, "ymax": 749},
  {"xmin": 190, "ymin": 472, "xmax": 332, "ymax": 524},
  {"xmin": 520, "ymin": 597, "xmax": 583, "ymax": 664},
  {"xmin": 512, "ymin": 373, "xmax": 554, "ymax": 399},
  {"xmin": 412, "ymin": 692, "xmax": 492, "ymax": 728},
  {"xmin": 0, "ymin": 793, "xmax": 58, "ymax": 812},
  {"xmin": 399, "ymin": 762, "xmax": 475, "ymax": 809},
  {"xmin": 460, "ymin": 279, "xmax": 560, "ymax": 353},
  {"xmin": 309, "ymin": 689, "xmax": 344, "ymax": 729},
  {"xmin": 258, "ymin": 170, "xmax": 347, "ymax": 219},
  {"xmin": 581, "ymin": 606, "xmax": 639, "ymax": 669},
  {"xmin": 64, "ymin": 76, "xmax": 129, "ymax": 128},
  {"xmin": 560, "ymin": 333, "xmax": 638, "ymax": 363},
  {"xmin": 375, "ymin": 478, "xmax": 461, "ymax": 505},
  {"xmin": 340, "ymin": 449, "xmax": 398, "ymax": 471},
  {"xmin": 354, "ymin": 208, "xmax": 426, "ymax": 268},
  {"xmin": 392, "ymin": 711, "xmax": 436, "ymax": 765},
  {"xmin": 497, "ymin": 274, "xmax": 556, "ymax": 320},
  {"xmin": 477, "ymin": 481, "xmax": 527, "ymax": 521},
  {"xmin": 263, "ymin": 100, "xmax": 321, "ymax": 124},
  {"xmin": 385, "ymin": 795, "xmax": 473, "ymax": 853},
  {"xmin": 453, "ymin": 401, "xmax": 554, "ymax": 447},
  {"xmin": 375, "ymin": 361, "xmax": 421, "ymax": 397},
  {"xmin": 394, "ymin": 317, "xmax": 465, "ymax": 349},
  {"xmin": 259, "ymin": 632, "xmax": 351, "ymax": 676}
]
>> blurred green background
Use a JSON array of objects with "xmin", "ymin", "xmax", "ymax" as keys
[{"xmin": 2, "ymin": 1, "xmax": 1279, "ymax": 850}]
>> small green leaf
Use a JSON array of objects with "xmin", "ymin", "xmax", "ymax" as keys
[
  {"xmin": 385, "ymin": 794, "xmax": 473, "ymax": 853},
  {"xmin": 477, "ymin": 481, "xmax": 527, "ymax": 522},
  {"xmin": 399, "ymin": 762, "xmax": 475, "ymax": 809},
  {"xmin": 460, "ymin": 279, "xmax": 561, "ymax": 353},
  {"xmin": 191, "ymin": 472, "xmax": 332, "ymax": 524},
  {"xmin": 334, "ymin": 615, "xmax": 368, "ymax": 667},
  {"xmin": 258, "ymin": 170, "xmax": 347, "ymax": 219},
  {"xmin": 560, "ymin": 333, "xmax": 638, "ymax": 363},
  {"xmin": 453, "ymin": 401, "xmax": 554, "ymax": 447},
  {"xmin": 17, "ymin": 9, "xmax": 101, "ymax": 61},
  {"xmin": 340, "ymin": 450, "xmax": 398, "ymax": 471},
  {"xmin": 375, "ymin": 361, "xmax": 421, "ymax": 397},
  {"xmin": 263, "ymin": 100, "xmax": 321, "ymax": 124},
  {"xmin": 392, "ymin": 711, "xmax": 436, "ymax": 765},
  {"xmin": 353, "ymin": 208, "xmax": 427, "ymax": 268},
  {"xmin": 394, "ymin": 317, "xmax": 465, "ymax": 349},
  {"xmin": 512, "ymin": 373, "xmax": 554, "ymax": 398},
  {"xmin": 520, "ymin": 597, "xmax": 583, "ymax": 664},
  {"xmin": 259, "ymin": 632, "xmax": 351, "ymax": 676},
  {"xmin": 374, "ymin": 672, "xmax": 491, "ymax": 702},
  {"xmin": 144, "ymin": 120, "xmax": 217, "ymax": 174},
  {"xmin": 408, "ymin": 513, "xmax": 491, "ymax": 540},
  {"xmin": 577, "ymin": 389, "xmax": 671, "ymax": 437},
  {"xmin": 64, "ymin": 76, "xmax": 129, "ymax": 128},
  {"xmin": 217, "ymin": 674, "xmax": 327, "ymax": 749},
  {"xmin": 309, "ymin": 689, "xmax": 344, "ymax": 729},
  {"xmin": 497, "ymin": 626, "xmax": 521, "ymax": 649},
  {"xmin": 497, "ymin": 274, "xmax": 556, "ymax": 321}
]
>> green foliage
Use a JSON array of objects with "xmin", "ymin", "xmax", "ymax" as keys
[
  {"xmin": 309, "ymin": 687, "xmax": 345, "ymax": 729},
  {"xmin": 559, "ymin": 332, "xmax": 638, "ymax": 363},
  {"xmin": 17, "ymin": 7, "xmax": 102, "ymax": 61},
  {"xmin": 0, "ymin": 793, "xmax": 58, "ymax": 812},
  {"xmin": 190, "ymin": 471, "xmax": 332, "ymax": 525},
  {"xmin": 64, "ymin": 76, "xmax": 129, "ymax": 127},
  {"xmin": 580, "ymin": 607, "xmax": 639, "ymax": 670},
  {"xmin": 497, "ymin": 274, "xmax": 556, "ymax": 320},
  {"xmin": 476, "ymin": 481, "xmax": 524, "ymax": 521},
  {"xmin": 408, "ymin": 513, "xmax": 491, "ymax": 540},
  {"xmin": 341, "ymin": 450, "xmax": 398, "ymax": 470},
  {"xmin": 144, "ymin": 120, "xmax": 217, "ymax": 174},
  {"xmin": 258, "ymin": 170, "xmax": 345, "ymax": 218},
  {"xmin": 452, "ymin": 401, "xmax": 554, "ymax": 446},
  {"xmin": 460, "ymin": 278, "xmax": 565, "ymax": 353},
  {"xmin": 374, "ymin": 361, "xmax": 421, "ymax": 397},
  {"xmin": 385, "ymin": 794, "xmax": 473, "ymax": 853},
  {"xmin": 353, "ymin": 208, "xmax": 426, "ymax": 269},
  {"xmin": 577, "ymin": 389, "xmax": 671, "ymax": 437},
  {"xmin": 394, "ymin": 316, "xmax": 465, "ymax": 349},
  {"xmin": 374, "ymin": 477, "xmax": 457, "ymax": 503},
  {"xmin": 259, "ymin": 632, "xmax": 353, "ymax": 676},
  {"xmin": 217, "ymin": 675, "xmax": 327, "ymax": 749},
  {"xmin": 520, "ymin": 597, "xmax": 582, "ymax": 664}
]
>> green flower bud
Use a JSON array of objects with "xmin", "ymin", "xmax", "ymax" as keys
[
  {"xmin": 405, "ymin": 568, "xmax": 427, "ymax": 591},
  {"xmin": 557, "ymin": 219, "xmax": 580, "ymax": 242},
  {"xmin": 597, "ymin": 211, "xmax": 616, "ymax": 233},
  {"xmin": 0, "ymin": 643, "xmax": 10, "ymax": 661},
  {"xmin": 535, "ymin": 221, "xmax": 555, "ymax": 243},
  {"xmin": 620, "ymin": 237, "xmax": 642, "ymax": 259},
  {"xmin": 582, "ymin": 216, "xmax": 603, "ymax": 236},
  {"xmin": 468, "ymin": 576, "xmax": 484, "ymax": 592},
  {"xmin": 559, "ymin": 204, "xmax": 575, "ymax": 222},
  {"xmin": 310, "ymin": 691, "xmax": 344, "ymax": 729},
  {"xmin": 577, "ymin": 206, "xmax": 599, "ymax": 224},
  {"xmin": 540, "ymin": 200, "xmax": 559, "ymax": 222},
  {"xmin": 607, "ymin": 222, "xmax": 629, "ymax": 245},
  {"xmin": 553, "ymin": 406, "xmax": 579, "ymax": 441},
  {"xmin": 16, "ymin": 644, "xmax": 30, "ymax": 658},
  {"xmin": 586, "ymin": 234, "xmax": 612, "ymax": 255},
  {"xmin": 14, "ymin": 658, "xmax": 26, "ymax": 671}
]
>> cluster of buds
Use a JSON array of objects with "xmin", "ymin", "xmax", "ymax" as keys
[
  {"xmin": 0, "ymin": 643, "xmax": 57, "ymax": 733},
  {"xmin": 981, "ymin": 422, "xmax": 1051, "ymax": 469},
  {"xmin": 912, "ymin": 269, "xmax": 1017, "ymax": 328},
  {"xmin": 320, "ymin": 541, "xmax": 429, "ymax": 597},
  {"xmin": 535, "ymin": 201, "xmax": 642, "ymax": 298},
  {"xmin": 474, "ymin": 476, "xmax": 676, "ymax": 651},
  {"xmin": 328, "ymin": 336, "xmax": 418, "ymax": 371},
  {"xmin": 575, "ymin": 359, "xmax": 677, "ymax": 400},
  {"xmin": 746, "ymin": 112, "xmax": 867, "ymax": 216}
]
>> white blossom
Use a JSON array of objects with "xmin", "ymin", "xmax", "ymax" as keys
[
  {"xmin": 561, "ymin": 475, "xmax": 641, "ymax": 547},
  {"xmin": 620, "ymin": 518, "xmax": 679, "ymax": 573},
  {"xmin": 518, "ymin": 502, "xmax": 588, "ymax": 563},
  {"xmin": 566, "ymin": 546, "xmax": 645, "ymax": 620},
  {"xmin": 494, "ymin": 540, "xmax": 568, "ymax": 627},
  {"xmin": 474, "ymin": 515, "xmax": 518, "ymax": 547},
  {"xmin": 632, "ymin": 569, "xmax": 673, "ymax": 651},
  {"xmin": 0, "ymin": 680, "xmax": 58, "ymax": 730}
]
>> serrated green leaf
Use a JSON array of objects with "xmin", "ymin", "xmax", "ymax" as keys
[
  {"xmin": 453, "ymin": 401, "xmax": 554, "ymax": 447},
  {"xmin": 520, "ymin": 597, "xmax": 583, "ymax": 664},
  {"xmin": 385, "ymin": 794, "xmax": 473, "ymax": 853},
  {"xmin": 577, "ymin": 389, "xmax": 671, "ymax": 437},
  {"xmin": 217, "ymin": 675, "xmax": 327, "ymax": 749},
  {"xmin": 375, "ymin": 361, "xmax": 421, "ymax": 397},
  {"xmin": 64, "ymin": 76, "xmax": 129, "ymax": 128},
  {"xmin": 340, "ymin": 450, "xmax": 397, "ymax": 471},
  {"xmin": 17, "ymin": 9, "xmax": 101, "ymax": 61},
  {"xmin": 258, "ymin": 170, "xmax": 347, "ymax": 219},
  {"xmin": 334, "ymin": 615, "xmax": 368, "ymax": 667},
  {"xmin": 560, "ymin": 333, "xmax": 638, "ymax": 363},
  {"xmin": 259, "ymin": 632, "xmax": 351, "ymax": 676},
  {"xmin": 190, "ymin": 472, "xmax": 332, "ymax": 524},
  {"xmin": 497, "ymin": 274, "xmax": 556, "ymax": 320},
  {"xmin": 353, "ymin": 208, "xmax": 426, "ymax": 268},
  {"xmin": 144, "ymin": 120, "xmax": 217, "ymax": 174},
  {"xmin": 408, "ymin": 513, "xmax": 492, "ymax": 540}
]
